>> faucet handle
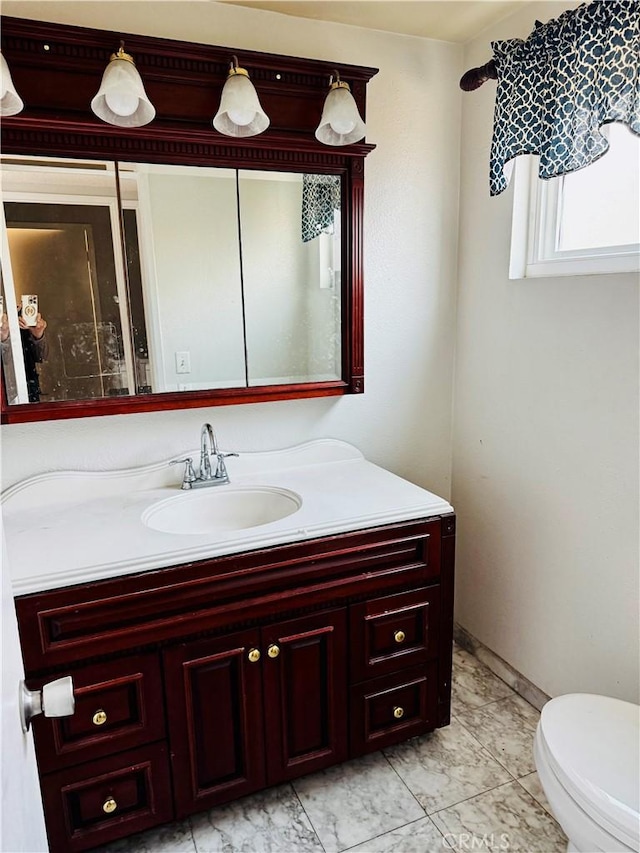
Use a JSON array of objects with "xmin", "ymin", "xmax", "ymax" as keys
[
  {"xmin": 214, "ymin": 451, "xmax": 239, "ymax": 480},
  {"xmin": 170, "ymin": 457, "xmax": 197, "ymax": 489}
]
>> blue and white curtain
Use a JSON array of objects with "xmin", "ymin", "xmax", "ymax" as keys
[
  {"xmin": 490, "ymin": 0, "xmax": 640, "ymax": 195},
  {"xmin": 301, "ymin": 173, "xmax": 341, "ymax": 242}
]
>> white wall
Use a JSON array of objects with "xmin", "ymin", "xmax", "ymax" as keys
[
  {"xmin": 453, "ymin": 1, "xmax": 640, "ymax": 703},
  {"xmin": 0, "ymin": 1, "xmax": 461, "ymax": 504}
]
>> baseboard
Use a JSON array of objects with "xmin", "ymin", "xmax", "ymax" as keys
[{"xmin": 453, "ymin": 623, "xmax": 551, "ymax": 712}]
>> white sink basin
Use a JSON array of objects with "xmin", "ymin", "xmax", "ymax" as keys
[{"xmin": 142, "ymin": 486, "xmax": 302, "ymax": 535}]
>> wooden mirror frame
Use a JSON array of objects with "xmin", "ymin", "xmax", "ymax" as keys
[{"xmin": 0, "ymin": 16, "xmax": 377, "ymax": 424}]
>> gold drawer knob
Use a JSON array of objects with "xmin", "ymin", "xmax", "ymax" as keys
[
  {"xmin": 92, "ymin": 709, "xmax": 107, "ymax": 726},
  {"xmin": 394, "ymin": 630, "xmax": 406, "ymax": 644},
  {"xmin": 393, "ymin": 706, "xmax": 405, "ymax": 719},
  {"xmin": 267, "ymin": 644, "xmax": 280, "ymax": 659},
  {"xmin": 102, "ymin": 797, "xmax": 117, "ymax": 814},
  {"xmin": 248, "ymin": 648, "xmax": 261, "ymax": 663}
]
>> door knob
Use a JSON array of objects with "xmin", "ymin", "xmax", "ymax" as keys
[
  {"xmin": 267, "ymin": 644, "xmax": 280, "ymax": 658},
  {"xmin": 19, "ymin": 675, "xmax": 75, "ymax": 733}
]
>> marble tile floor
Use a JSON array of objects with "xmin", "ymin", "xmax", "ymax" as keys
[{"xmin": 98, "ymin": 647, "xmax": 567, "ymax": 853}]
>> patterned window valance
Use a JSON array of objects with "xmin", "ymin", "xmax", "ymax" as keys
[
  {"xmin": 490, "ymin": 0, "xmax": 640, "ymax": 196},
  {"xmin": 301, "ymin": 173, "xmax": 341, "ymax": 242}
]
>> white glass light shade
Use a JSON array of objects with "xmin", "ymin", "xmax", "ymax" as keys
[
  {"xmin": 213, "ymin": 69, "xmax": 269, "ymax": 138},
  {"xmin": 91, "ymin": 52, "xmax": 155, "ymax": 128},
  {"xmin": 315, "ymin": 82, "xmax": 365, "ymax": 146},
  {"xmin": 1, "ymin": 51, "xmax": 24, "ymax": 117}
]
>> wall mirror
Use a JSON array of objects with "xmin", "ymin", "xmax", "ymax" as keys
[
  {"xmin": 0, "ymin": 16, "xmax": 376, "ymax": 423},
  {"xmin": 1, "ymin": 157, "xmax": 343, "ymax": 406}
]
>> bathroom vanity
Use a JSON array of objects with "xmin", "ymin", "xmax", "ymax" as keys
[{"xmin": 3, "ymin": 440, "xmax": 455, "ymax": 852}]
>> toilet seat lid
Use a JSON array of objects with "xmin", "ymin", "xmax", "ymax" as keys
[{"xmin": 539, "ymin": 694, "xmax": 640, "ymax": 847}]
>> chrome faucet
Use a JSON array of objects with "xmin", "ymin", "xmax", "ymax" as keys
[
  {"xmin": 171, "ymin": 423, "xmax": 238, "ymax": 490},
  {"xmin": 200, "ymin": 422, "xmax": 217, "ymax": 481}
]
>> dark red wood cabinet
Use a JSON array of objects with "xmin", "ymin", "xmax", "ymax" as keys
[
  {"xmin": 164, "ymin": 627, "xmax": 266, "ymax": 815},
  {"xmin": 164, "ymin": 609, "xmax": 348, "ymax": 818},
  {"xmin": 15, "ymin": 515, "xmax": 455, "ymax": 852}
]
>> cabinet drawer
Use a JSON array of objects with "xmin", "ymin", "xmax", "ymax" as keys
[
  {"xmin": 40, "ymin": 741, "xmax": 173, "ymax": 853},
  {"xmin": 350, "ymin": 663, "xmax": 438, "ymax": 756},
  {"xmin": 350, "ymin": 587, "xmax": 440, "ymax": 683},
  {"xmin": 16, "ymin": 519, "xmax": 441, "ymax": 671},
  {"xmin": 32, "ymin": 653, "xmax": 165, "ymax": 773}
]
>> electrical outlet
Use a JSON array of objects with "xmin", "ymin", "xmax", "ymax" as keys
[{"xmin": 176, "ymin": 351, "xmax": 191, "ymax": 374}]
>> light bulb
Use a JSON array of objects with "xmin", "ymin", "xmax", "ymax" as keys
[
  {"xmin": 105, "ymin": 90, "xmax": 138, "ymax": 117},
  {"xmin": 227, "ymin": 105, "xmax": 255, "ymax": 126},
  {"xmin": 91, "ymin": 46, "xmax": 156, "ymax": 128},
  {"xmin": 214, "ymin": 68, "xmax": 269, "ymax": 137},
  {"xmin": 328, "ymin": 87, "xmax": 357, "ymax": 134},
  {"xmin": 330, "ymin": 115, "xmax": 356, "ymax": 135},
  {"xmin": 0, "ymin": 51, "xmax": 24, "ymax": 116},
  {"xmin": 226, "ymin": 74, "xmax": 258, "ymax": 126},
  {"xmin": 316, "ymin": 76, "xmax": 366, "ymax": 146}
]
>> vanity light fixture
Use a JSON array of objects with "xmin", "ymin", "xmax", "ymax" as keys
[
  {"xmin": 91, "ymin": 42, "xmax": 156, "ymax": 127},
  {"xmin": 315, "ymin": 70, "xmax": 366, "ymax": 146},
  {"xmin": 213, "ymin": 55, "xmax": 269, "ymax": 138},
  {"xmin": 0, "ymin": 51, "xmax": 24, "ymax": 116}
]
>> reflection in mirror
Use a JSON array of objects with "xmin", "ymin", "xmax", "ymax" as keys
[
  {"xmin": 119, "ymin": 163, "xmax": 246, "ymax": 392},
  {"xmin": 1, "ymin": 157, "xmax": 146, "ymax": 404},
  {"xmin": 0, "ymin": 267, "xmax": 21, "ymax": 403},
  {"xmin": 1, "ymin": 156, "xmax": 345, "ymax": 407},
  {"xmin": 239, "ymin": 170, "xmax": 342, "ymax": 386}
]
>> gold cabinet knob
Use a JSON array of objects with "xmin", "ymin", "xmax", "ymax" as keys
[
  {"xmin": 267, "ymin": 644, "xmax": 280, "ymax": 659},
  {"xmin": 248, "ymin": 648, "xmax": 261, "ymax": 663},
  {"xmin": 102, "ymin": 797, "xmax": 117, "ymax": 814},
  {"xmin": 92, "ymin": 709, "xmax": 107, "ymax": 726},
  {"xmin": 394, "ymin": 630, "xmax": 406, "ymax": 644},
  {"xmin": 393, "ymin": 706, "xmax": 405, "ymax": 719}
]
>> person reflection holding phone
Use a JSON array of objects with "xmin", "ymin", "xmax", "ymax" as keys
[{"xmin": 0, "ymin": 307, "xmax": 49, "ymax": 402}]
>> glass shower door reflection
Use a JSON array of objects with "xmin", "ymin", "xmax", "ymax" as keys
[{"xmin": 4, "ymin": 203, "xmax": 135, "ymax": 403}]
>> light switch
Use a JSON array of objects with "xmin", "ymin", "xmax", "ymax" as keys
[{"xmin": 176, "ymin": 351, "xmax": 191, "ymax": 374}]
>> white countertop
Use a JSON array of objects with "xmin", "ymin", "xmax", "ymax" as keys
[{"xmin": 1, "ymin": 439, "xmax": 453, "ymax": 595}]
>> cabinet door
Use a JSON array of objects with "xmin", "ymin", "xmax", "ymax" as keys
[
  {"xmin": 262, "ymin": 608, "xmax": 348, "ymax": 785},
  {"xmin": 163, "ymin": 628, "xmax": 265, "ymax": 818}
]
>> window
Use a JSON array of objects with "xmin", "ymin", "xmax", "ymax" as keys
[{"xmin": 510, "ymin": 123, "xmax": 640, "ymax": 279}]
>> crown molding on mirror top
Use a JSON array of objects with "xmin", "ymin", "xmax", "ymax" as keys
[{"xmin": 0, "ymin": 16, "xmax": 377, "ymax": 424}]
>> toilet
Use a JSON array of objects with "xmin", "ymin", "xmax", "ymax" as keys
[{"xmin": 534, "ymin": 693, "xmax": 640, "ymax": 853}]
